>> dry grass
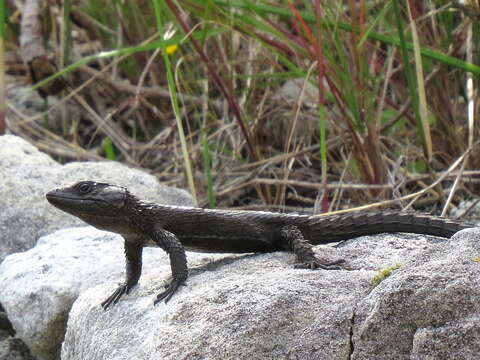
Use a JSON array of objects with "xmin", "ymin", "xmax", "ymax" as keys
[{"xmin": 4, "ymin": 0, "xmax": 480, "ymax": 214}]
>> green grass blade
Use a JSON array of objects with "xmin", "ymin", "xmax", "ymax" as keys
[
  {"xmin": 392, "ymin": 2, "xmax": 418, "ymax": 122},
  {"xmin": 152, "ymin": 0, "xmax": 197, "ymax": 203},
  {"xmin": 102, "ymin": 137, "xmax": 117, "ymax": 160},
  {"xmin": 406, "ymin": 1, "xmax": 432, "ymax": 160},
  {"xmin": 30, "ymin": 27, "xmax": 227, "ymax": 93},
  {"xmin": 213, "ymin": 0, "xmax": 480, "ymax": 75},
  {"xmin": 202, "ymin": 135, "xmax": 216, "ymax": 208}
]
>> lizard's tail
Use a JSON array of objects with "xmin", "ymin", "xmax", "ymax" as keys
[{"xmin": 305, "ymin": 211, "xmax": 474, "ymax": 244}]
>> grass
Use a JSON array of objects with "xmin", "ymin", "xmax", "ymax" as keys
[{"xmin": 4, "ymin": 0, "xmax": 480, "ymax": 213}]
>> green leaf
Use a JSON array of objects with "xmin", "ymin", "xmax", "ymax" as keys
[{"xmin": 101, "ymin": 137, "xmax": 116, "ymax": 160}]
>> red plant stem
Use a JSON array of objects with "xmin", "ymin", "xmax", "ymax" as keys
[{"xmin": 164, "ymin": 0, "xmax": 258, "ymax": 162}]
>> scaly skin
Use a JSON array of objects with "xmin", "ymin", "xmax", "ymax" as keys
[{"xmin": 46, "ymin": 181, "xmax": 474, "ymax": 308}]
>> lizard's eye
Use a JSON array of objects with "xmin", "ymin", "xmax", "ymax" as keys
[{"xmin": 76, "ymin": 182, "xmax": 93, "ymax": 194}]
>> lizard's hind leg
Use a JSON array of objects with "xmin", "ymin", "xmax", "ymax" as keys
[{"xmin": 280, "ymin": 225, "xmax": 345, "ymax": 270}]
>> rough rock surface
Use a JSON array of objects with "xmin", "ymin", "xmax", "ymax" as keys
[
  {"xmin": 3, "ymin": 222, "xmax": 479, "ymax": 360},
  {"xmin": 0, "ymin": 134, "xmax": 193, "ymax": 261},
  {"xmin": 6, "ymin": 74, "xmax": 82, "ymax": 136},
  {"xmin": 0, "ymin": 300, "xmax": 34, "ymax": 360},
  {"xmin": 351, "ymin": 228, "xmax": 480, "ymax": 360},
  {"xmin": 0, "ymin": 227, "xmax": 231, "ymax": 360},
  {"xmin": 0, "ymin": 337, "xmax": 36, "ymax": 360}
]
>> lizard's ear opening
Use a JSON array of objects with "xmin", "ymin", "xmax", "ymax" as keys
[{"xmin": 101, "ymin": 185, "xmax": 127, "ymax": 208}]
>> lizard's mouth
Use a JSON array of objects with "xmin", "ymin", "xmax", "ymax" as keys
[
  {"xmin": 47, "ymin": 192, "xmax": 95, "ymax": 205},
  {"xmin": 46, "ymin": 191, "xmax": 114, "ymax": 215},
  {"xmin": 47, "ymin": 190, "xmax": 112, "ymax": 204},
  {"xmin": 46, "ymin": 191, "xmax": 124, "ymax": 230}
]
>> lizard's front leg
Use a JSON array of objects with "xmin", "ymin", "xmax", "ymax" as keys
[
  {"xmin": 151, "ymin": 228, "xmax": 188, "ymax": 304},
  {"xmin": 102, "ymin": 239, "xmax": 143, "ymax": 310},
  {"xmin": 280, "ymin": 225, "xmax": 345, "ymax": 270}
]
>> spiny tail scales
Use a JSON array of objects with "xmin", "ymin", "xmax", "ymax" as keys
[{"xmin": 306, "ymin": 211, "xmax": 472, "ymax": 243}]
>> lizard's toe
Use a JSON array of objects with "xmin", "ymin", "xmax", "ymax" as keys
[
  {"xmin": 295, "ymin": 258, "xmax": 346, "ymax": 270},
  {"xmin": 154, "ymin": 279, "xmax": 184, "ymax": 305}
]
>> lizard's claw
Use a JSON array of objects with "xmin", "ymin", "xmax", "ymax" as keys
[
  {"xmin": 154, "ymin": 279, "xmax": 183, "ymax": 305},
  {"xmin": 295, "ymin": 258, "xmax": 346, "ymax": 270},
  {"xmin": 101, "ymin": 283, "xmax": 133, "ymax": 310},
  {"xmin": 281, "ymin": 225, "xmax": 348, "ymax": 271}
]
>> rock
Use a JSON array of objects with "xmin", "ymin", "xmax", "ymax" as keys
[
  {"xmin": 6, "ymin": 74, "xmax": 81, "ymax": 135},
  {"xmin": 275, "ymin": 78, "xmax": 321, "ymax": 107},
  {"xmin": 0, "ymin": 228, "xmax": 123, "ymax": 360},
  {"xmin": 0, "ymin": 226, "xmax": 231, "ymax": 360},
  {"xmin": 0, "ymin": 338, "xmax": 36, "ymax": 360},
  {"xmin": 61, "ymin": 255, "xmax": 368, "ymax": 360},
  {"xmin": 351, "ymin": 228, "xmax": 480, "ymax": 359},
  {"xmin": 450, "ymin": 199, "xmax": 480, "ymax": 222},
  {"xmin": 0, "ymin": 134, "xmax": 193, "ymax": 261},
  {"xmin": 59, "ymin": 232, "xmax": 479, "ymax": 360}
]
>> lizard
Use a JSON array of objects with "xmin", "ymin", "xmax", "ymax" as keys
[{"xmin": 45, "ymin": 180, "xmax": 474, "ymax": 309}]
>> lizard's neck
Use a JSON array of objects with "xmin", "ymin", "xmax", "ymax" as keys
[
  {"xmin": 75, "ymin": 190, "xmax": 146, "ymax": 235},
  {"xmin": 121, "ymin": 191, "xmax": 162, "ymax": 233}
]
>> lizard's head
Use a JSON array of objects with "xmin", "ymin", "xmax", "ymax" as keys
[{"xmin": 46, "ymin": 181, "xmax": 131, "ymax": 232}]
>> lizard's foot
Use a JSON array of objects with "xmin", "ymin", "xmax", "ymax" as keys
[
  {"xmin": 281, "ymin": 225, "xmax": 347, "ymax": 271},
  {"xmin": 153, "ymin": 279, "xmax": 184, "ymax": 305},
  {"xmin": 101, "ymin": 283, "xmax": 134, "ymax": 310}
]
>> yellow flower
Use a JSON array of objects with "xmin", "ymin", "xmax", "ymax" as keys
[{"xmin": 166, "ymin": 45, "xmax": 178, "ymax": 55}]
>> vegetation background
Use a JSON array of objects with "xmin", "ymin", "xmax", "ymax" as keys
[{"xmin": 2, "ymin": 0, "xmax": 480, "ymax": 215}]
